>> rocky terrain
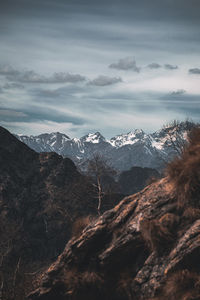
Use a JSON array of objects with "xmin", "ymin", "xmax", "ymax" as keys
[
  {"xmin": 0, "ymin": 126, "xmax": 101, "ymax": 300},
  {"xmin": 27, "ymin": 127, "xmax": 200, "ymax": 300},
  {"xmin": 16, "ymin": 121, "xmax": 195, "ymax": 171}
]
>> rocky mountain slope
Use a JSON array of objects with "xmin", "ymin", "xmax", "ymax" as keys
[
  {"xmin": 28, "ymin": 127, "xmax": 200, "ymax": 300},
  {"xmin": 16, "ymin": 121, "xmax": 195, "ymax": 171},
  {"xmin": 0, "ymin": 126, "xmax": 102, "ymax": 300}
]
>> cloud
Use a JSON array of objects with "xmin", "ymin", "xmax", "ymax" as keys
[
  {"xmin": 0, "ymin": 65, "xmax": 19, "ymax": 76},
  {"xmin": 0, "ymin": 65, "xmax": 86, "ymax": 84},
  {"xmin": 170, "ymin": 89, "xmax": 186, "ymax": 96},
  {"xmin": 37, "ymin": 89, "xmax": 60, "ymax": 98},
  {"xmin": 7, "ymin": 70, "xmax": 86, "ymax": 84},
  {"xmin": 147, "ymin": 63, "xmax": 162, "ymax": 69},
  {"xmin": 0, "ymin": 109, "xmax": 27, "ymax": 118},
  {"xmin": 109, "ymin": 57, "xmax": 140, "ymax": 72},
  {"xmin": 164, "ymin": 64, "xmax": 178, "ymax": 70},
  {"xmin": 189, "ymin": 68, "xmax": 200, "ymax": 74},
  {"xmin": 147, "ymin": 63, "xmax": 178, "ymax": 70},
  {"xmin": 88, "ymin": 75, "xmax": 122, "ymax": 86},
  {"xmin": 3, "ymin": 82, "xmax": 24, "ymax": 89}
]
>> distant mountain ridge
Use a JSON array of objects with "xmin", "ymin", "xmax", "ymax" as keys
[{"xmin": 15, "ymin": 121, "xmax": 195, "ymax": 171}]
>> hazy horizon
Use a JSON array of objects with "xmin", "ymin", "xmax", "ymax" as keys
[{"xmin": 1, "ymin": 0, "xmax": 200, "ymax": 137}]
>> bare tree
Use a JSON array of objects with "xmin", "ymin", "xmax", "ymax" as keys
[{"xmin": 86, "ymin": 154, "xmax": 117, "ymax": 215}]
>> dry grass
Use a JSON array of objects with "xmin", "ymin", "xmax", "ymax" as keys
[
  {"xmin": 153, "ymin": 269, "xmax": 200, "ymax": 300},
  {"xmin": 71, "ymin": 215, "xmax": 95, "ymax": 238},
  {"xmin": 63, "ymin": 268, "xmax": 104, "ymax": 300},
  {"xmin": 167, "ymin": 127, "xmax": 200, "ymax": 208},
  {"xmin": 140, "ymin": 213, "xmax": 179, "ymax": 254},
  {"xmin": 183, "ymin": 207, "xmax": 200, "ymax": 221},
  {"xmin": 116, "ymin": 272, "xmax": 135, "ymax": 300}
]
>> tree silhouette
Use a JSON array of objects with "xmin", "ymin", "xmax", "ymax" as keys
[{"xmin": 86, "ymin": 154, "xmax": 117, "ymax": 215}]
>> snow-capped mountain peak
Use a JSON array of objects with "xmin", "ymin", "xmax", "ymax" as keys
[
  {"xmin": 109, "ymin": 129, "xmax": 145, "ymax": 148},
  {"xmin": 15, "ymin": 121, "xmax": 195, "ymax": 171},
  {"xmin": 81, "ymin": 132, "xmax": 106, "ymax": 144}
]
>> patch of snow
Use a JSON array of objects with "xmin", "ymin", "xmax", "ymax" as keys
[
  {"xmin": 84, "ymin": 133, "xmax": 104, "ymax": 144},
  {"xmin": 109, "ymin": 130, "xmax": 144, "ymax": 148}
]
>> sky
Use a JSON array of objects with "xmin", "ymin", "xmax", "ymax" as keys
[{"xmin": 0, "ymin": 0, "xmax": 200, "ymax": 138}]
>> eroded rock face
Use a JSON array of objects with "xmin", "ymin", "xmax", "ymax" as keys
[{"xmin": 27, "ymin": 168, "xmax": 200, "ymax": 300}]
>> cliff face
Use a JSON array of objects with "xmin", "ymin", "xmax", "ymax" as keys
[{"xmin": 28, "ymin": 129, "xmax": 200, "ymax": 300}]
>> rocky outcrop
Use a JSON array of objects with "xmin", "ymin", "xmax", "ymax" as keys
[{"xmin": 28, "ymin": 128, "xmax": 200, "ymax": 300}]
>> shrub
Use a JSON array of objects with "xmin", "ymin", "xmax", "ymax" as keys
[
  {"xmin": 63, "ymin": 268, "xmax": 104, "ymax": 300},
  {"xmin": 153, "ymin": 269, "xmax": 200, "ymax": 300},
  {"xmin": 167, "ymin": 127, "xmax": 200, "ymax": 208},
  {"xmin": 140, "ymin": 213, "xmax": 179, "ymax": 254},
  {"xmin": 71, "ymin": 215, "xmax": 95, "ymax": 238}
]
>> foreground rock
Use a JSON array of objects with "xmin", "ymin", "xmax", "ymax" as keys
[
  {"xmin": 27, "ymin": 180, "xmax": 199, "ymax": 300},
  {"xmin": 28, "ymin": 128, "xmax": 200, "ymax": 300}
]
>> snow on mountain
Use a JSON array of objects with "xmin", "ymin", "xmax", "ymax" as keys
[
  {"xmin": 15, "ymin": 121, "xmax": 195, "ymax": 171},
  {"xmin": 81, "ymin": 132, "xmax": 106, "ymax": 144},
  {"xmin": 109, "ymin": 129, "xmax": 145, "ymax": 148}
]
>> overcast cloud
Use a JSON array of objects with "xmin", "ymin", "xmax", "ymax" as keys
[
  {"xmin": 88, "ymin": 75, "xmax": 122, "ymax": 86},
  {"xmin": 189, "ymin": 68, "xmax": 200, "ymax": 75},
  {"xmin": 0, "ymin": 0, "xmax": 200, "ymax": 137},
  {"xmin": 0, "ymin": 66, "xmax": 87, "ymax": 84},
  {"xmin": 164, "ymin": 64, "xmax": 178, "ymax": 70},
  {"xmin": 109, "ymin": 57, "xmax": 140, "ymax": 72},
  {"xmin": 147, "ymin": 63, "xmax": 162, "ymax": 69}
]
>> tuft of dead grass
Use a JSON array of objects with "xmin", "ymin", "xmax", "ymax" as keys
[
  {"xmin": 153, "ymin": 269, "xmax": 200, "ymax": 300},
  {"xmin": 166, "ymin": 127, "xmax": 200, "ymax": 208},
  {"xmin": 71, "ymin": 215, "xmax": 95, "ymax": 238},
  {"xmin": 63, "ymin": 268, "xmax": 104, "ymax": 300},
  {"xmin": 140, "ymin": 213, "xmax": 179, "ymax": 254}
]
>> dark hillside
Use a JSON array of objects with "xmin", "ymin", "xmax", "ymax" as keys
[
  {"xmin": 118, "ymin": 166, "xmax": 160, "ymax": 195},
  {"xmin": 0, "ymin": 127, "xmax": 100, "ymax": 299},
  {"xmin": 28, "ymin": 127, "xmax": 200, "ymax": 300}
]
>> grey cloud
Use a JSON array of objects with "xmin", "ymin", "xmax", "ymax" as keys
[
  {"xmin": 3, "ymin": 82, "xmax": 24, "ymax": 89},
  {"xmin": 7, "ymin": 70, "xmax": 86, "ymax": 84},
  {"xmin": 37, "ymin": 89, "xmax": 60, "ymax": 98},
  {"xmin": 147, "ymin": 63, "xmax": 178, "ymax": 70},
  {"xmin": 109, "ymin": 57, "xmax": 140, "ymax": 72},
  {"xmin": 0, "ymin": 109, "xmax": 27, "ymax": 118},
  {"xmin": 147, "ymin": 63, "xmax": 161, "ymax": 69},
  {"xmin": 189, "ymin": 68, "xmax": 200, "ymax": 74},
  {"xmin": 1, "ymin": 104, "xmax": 86, "ymax": 126},
  {"xmin": 170, "ymin": 89, "xmax": 186, "ymax": 96},
  {"xmin": 0, "ymin": 65, "xmax": 19, "ymax": 76},
  {"xmin": 88, "ymin": 75, "xmax": 122, "ymax": 86},
  {"xmin": 0, "ymin": 65, "xmax": 86, "ymax": 84},
  {"xmin": 164, "ymin": 64, "xmax": 178, "ymax": 70}
]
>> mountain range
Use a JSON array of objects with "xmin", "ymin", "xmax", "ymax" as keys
[{"xmin": 16, "ymin": 121, "xmax": 194, "ymax": 171}]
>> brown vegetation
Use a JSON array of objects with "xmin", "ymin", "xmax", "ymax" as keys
[
  {"xmin": 63, "ymin": 269, "xmax": 104, "ymax": 300},
  {"xmin": 71, "ymin": 215, "xmax": 96, "ymax": 238},
  {"xmin": 140, "ymin": 213, "xmax": 179, "ymax": 253},
  {"xmin": 153, "ymin": 269, "xmax": 200, "ymax": 300},
  {"xmin": 182, "ymin": 207, "xmax": 200, "ymax": 222},
  {"xmin": 167, "ymin": 127, "xmax": 200, "ymax": 208}
]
